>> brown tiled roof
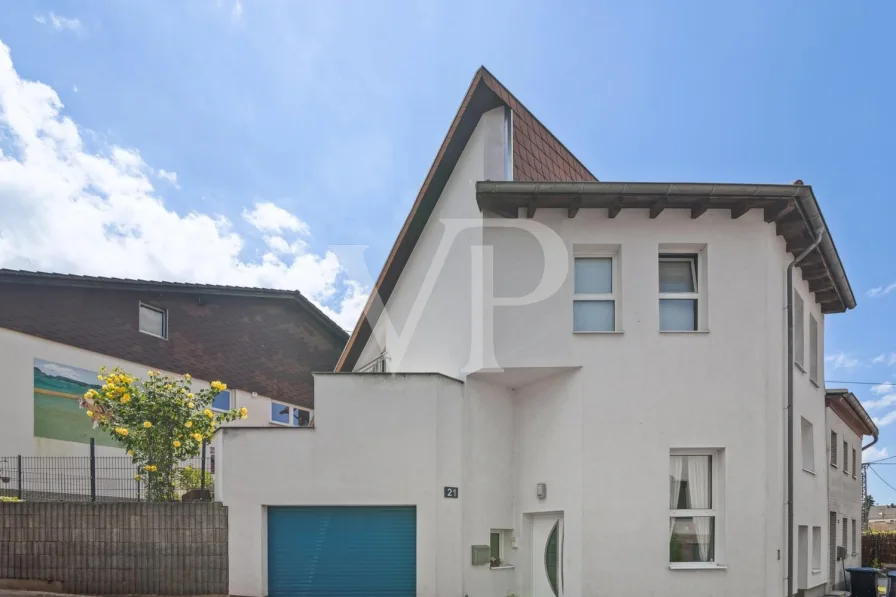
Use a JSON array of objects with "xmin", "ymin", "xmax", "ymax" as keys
[{"xmin": 336, "ymin": 66, "xmax": 596, "ymax": 372}]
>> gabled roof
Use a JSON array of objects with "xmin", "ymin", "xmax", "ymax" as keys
[
  {"xmin": 335, "ymin": 66, "xmax": 597, "ymax": 371},
  {"xmin": 826, "ymin": 388, "xmax": 878, "ymax": 440},
  {"xmin": 0, "ymin": 269, "xmax": 348, "ymax": 341}
]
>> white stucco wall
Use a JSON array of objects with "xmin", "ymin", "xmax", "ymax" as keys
[
  {"xmin": 0, "ymin": 327, "xmax": 301, "ymax": 491},
  {"xmin": 219, "ymin": 373, "xmax": 465, "ymax": 597},
  {"xmin": 826, "ymin": 408, "xmax": 864, "ymax": 588}
]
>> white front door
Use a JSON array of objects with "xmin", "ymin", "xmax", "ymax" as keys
[{"xmin": 532, "ymin": 513, "xmax": 563, "ymax": 597}]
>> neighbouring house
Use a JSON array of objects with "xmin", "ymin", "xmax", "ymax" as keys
[
  {"xmin": 823, "ymin": 389, "xmax": 877, "ymax": 591},
  {"xmin": 868, "ymin": 506, "xmax": 896, "ymax": 532},
  {"xmin": 219, "ymin": 66, "xmax": 856, "ymax": 597},
  {"xmin": 0, "ymin": 270, "xmax": 347, "ymax": 496}
]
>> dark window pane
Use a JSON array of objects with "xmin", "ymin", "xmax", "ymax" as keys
[
  {"xmin": 670, "ymin": 517, "xmax": 715, "ymax": 562},
  {"xmin": 545, "ymin": 522, "xmax": 559, "ymax": 596},
  {"xmin": 270, "ymin": 402, "xmax": 290, "ymax": 424},
  {"xmin": 660, "ymin": 299, "xmax": 697, "ymax": 331},
  {"xmin": 211, "ymin": 390, "xmax": 231, "ymax": 411}
]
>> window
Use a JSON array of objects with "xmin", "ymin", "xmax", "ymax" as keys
[
  {"xmin": 801, "ymin": 418, "xmax": 815, "ymax": 473},
  {"xmin": 844, "ymin": 440, "xmax": 849, "ymax": 474},
  {"xmin": 853, "ymin": 449, "xmax": 857, "ymax": 479},
  {"xmin": 829, "ymin": 512, "xmax": 837, "ymax": 581},
  {"xmin": 659, "ymin": 255, "xmax": 699, "ymax": 331},
  {"xmin": 852, "ymin": 519, "xmax": 857, "ymax": 555},
  {"xmin": 138, "ymin": 303, "xmax": 167, "ymax": 339},
  {"xmin": 670, "ymin": 450, "xmax": 723, "ymax": 565},
  {"xmin": 270, "ymin": 401, "xmax": 313, "ymax": 427},
  {"xmin": 831, "ymin": 431, "xmax": 838, "ymax": 467},
  {"xmin": 573, "ymin": 256, "xmax": 617, "ymax": 332},
  {"xmin": 842, "ymin": 518, "xmax": 848, "ymax": 550},
  {"xmin": 794, "ymin": 293, "xmax": 804, "ymax": 369},
  {"xmin": 211, "ymin": 390, "xmax": 231, "ymax": 412},
  {"xmin": 490, "ymin": 530, "xmax": 512, "ymax": 567},
  {"xmin": 812, "ymin": 526, "xmax": 822, "ymax": 572},
  {"xmin": 809, "ymin": 315, "xmax": 819, "ymax": 383}
]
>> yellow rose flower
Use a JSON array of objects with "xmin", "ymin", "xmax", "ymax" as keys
[
  {"xmin": 143, "ymin": 421, "xmax": 152, "ymax": 428},
  {"xmin": 116, "ymin": 427, "xmax": 129, "ymax": 436},
  {"xmin": 188, "ymin": 402, "xmax": 195, "ymax": 409},
  {"xmin": 239, "ymin": 407, "xmax": 248, "ymax": 419},
  {"xmin": 188, "ymin": 393, "xmax": 194, "ymax": 399},
  {"xmin": 86, "ymin": 410, "xmax": 94, "ymax": 417},
  {"xmin": 184, "ymin": 465, "xmax": 192, "ymax": 472},
  {"xmin": 121, "ymin": 394, "xmax": 131, "ymax": 404},
  {"xmin": 184, "ymin": 374, "xmax": 191, "ymax": 381},
  {"xmin": 203, "ymin": 409, "xmax": 213, "ymax": 418},
  {"xmin": 134, "ymin": 474, "xmax": 141, "ymax": 481},
  {"xmin": 211, "ymin": 381, "xmax": 227, "ymax": 392},
  {"xmin": 185, "ymin": 421, "xmax": 193, "ymax": 428},
  {"xmin": 192, "ymin": 433, "xmax": 203, "ymax": 442},
  {"xmin": 148, "ymin": 371, "xmax": 154, "ymax": 376},
  {"xmin": 127, "ymin": 450, "xmax": 134, "ymax": 456},
  {"xmin": 97, "ymin": 374, "xmax": 103, "ymax": 381},
  {"xmin": 172, "ymin": 440, "xmax": 181, "ymax": 448},
  {"xmin": 145, "ymin": 465, "xmax": 157, "ymax": 472}
]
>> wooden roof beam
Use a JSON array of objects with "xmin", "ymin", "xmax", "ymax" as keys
[
  {"xmin": 691, "ymin": 200, "xmax": 709, "ymax": 219},
  {"xmin": 607, "ymin": 199, "xmax": 622, "ymax": 219},
  {"xmin": 730, "ymin": 200, "xmax": 751, "ymax": 219},
  {"xmin": 815, "ymin": 290, "xmax": 841, "ymax": 304},
  {"xmin": 809, "ymin": 278, "xmax": 835, "ymax": 293},
  {"xmin": 801, "ymin": 268, "xmax": 829, "ymax": 282},
  {"xmin": 765, "ymin": 200, "xmax": 795, "ymax": 223},
  {"xmin": 649, "ymin": 198, "xmax": 666, "ymax": 219}
]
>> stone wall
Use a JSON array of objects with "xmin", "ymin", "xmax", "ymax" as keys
[{"xmin": 0, "ymin": 501, "xmax": 227, "ymax": 595}]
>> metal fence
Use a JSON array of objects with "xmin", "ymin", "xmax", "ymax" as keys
[{"xmin": 0, "ymin": 443, "xmax": 214, "ymax": 502}]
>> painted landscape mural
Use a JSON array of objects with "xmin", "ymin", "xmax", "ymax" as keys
[{"xmin": 33, "ymin": 359, "xmax": 121, "ymax": 448}]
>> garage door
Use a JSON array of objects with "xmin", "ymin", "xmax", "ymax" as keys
[{"xmin": 267, "ymin": 506, "xmax": 416, "ymax": 597}]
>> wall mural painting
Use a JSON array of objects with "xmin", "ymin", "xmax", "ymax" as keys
[{"xmin": 33, "ymin": 359, "xmax": 120, "ymax": 447}]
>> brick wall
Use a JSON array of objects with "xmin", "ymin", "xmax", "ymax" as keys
[
  {"xmin": 0, "ymin": 282, "xmax": 346, "ymax": 409},
  {"xmin": 0, "ymin": 501, "xmax": 227, "ymax": 595}
]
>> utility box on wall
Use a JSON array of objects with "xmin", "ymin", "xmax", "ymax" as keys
[{"xmin": 471, "ymin": 545, "xmax": 490, "ymax": 566}]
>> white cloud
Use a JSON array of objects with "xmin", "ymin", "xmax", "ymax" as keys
[
  {"xmin": 242, "ymin": 202, "xmax": 310, "ymax": 235},
  {"xmin": 873, "ymin": 353, "xmax": 887, "ymax": 364},
  {"xmin": 231, "ymin": 0, "xmax": 244, "ymax": 22},
  {"xmin": 865, "ymin": 445, "xmax": 889, "ymax": 463},
  {"xmin": 863, "ymin": 394, "xmax": 896, "ymax": 410},
  {"xmin": 156, "ymin": 169, "xmax": 179, "ymax": 187},
  {"xmin": 874, "ymin": 410, "xmax": 896, "ymax": 427},
  {"xmin": 868, "ymin": 282, "xmax": 896, "ymax": 298},
  {"xmin": 873, "ymin": 383, "xmax": 896, "ymax": 396},
  {"xmin": 0, "ymin": 41, "xmax": 365, "ymax": 330},
  {"xmin": 825, "ymin": 352, "xmax": 860, "ymax": 370},
  {"xmin": 72, "ymin": 85, "xmax": 78, "ymax": 93},
  {"xmin": 873, "ymin": 353, "xmax": 896, "ymax": 366},
  {"xmin": 34, "ymin": 12, "xmax": 83, "ymax": 33}
]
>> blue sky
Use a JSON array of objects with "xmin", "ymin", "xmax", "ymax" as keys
[{"xmin": 1, "ymin": 2, "xmax": 896, "ymax": 497}]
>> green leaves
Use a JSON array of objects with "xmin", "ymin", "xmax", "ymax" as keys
[{"xmin": 81, "ymin": 367, "xmax": 245, "ymax": 501}]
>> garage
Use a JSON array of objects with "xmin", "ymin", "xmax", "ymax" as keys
[{"xmin": 267, "ymin": 506, "xmax": 416, "ymax": 597}]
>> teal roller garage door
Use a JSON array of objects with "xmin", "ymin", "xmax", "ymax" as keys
[{"xmin": 267, "ymin": 506, "xmax": 416, "ymax": 597}]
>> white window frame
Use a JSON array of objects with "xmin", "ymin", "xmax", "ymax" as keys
[
  {"xmin": 794, "ymin": 293, "xmax": 805, "ymax": 371},
  {"xmin": 269, "ymin": 400, "xmax": 293, "ymax": 426},
  {"xmin": 809, "ymin": 314, "xmax": 819, "ymax": 384},
  {"xmin": 210, "ymin": 389, "xmax": 232, "ymax": 413},
  {"xmin": 572, "ymin": 251, "xmax": 620, "ymax": 333},
  {"xmin": 811, "ymin": 526, "xmax": 822, "ymax": 573},
  {"xmin": 843, "ymin": 440, "xmax": 849, "ymax": 475},
  {"xmin": 800, "ymin": 417, "xmax": 815, "ymax": 474},
  {"xmin": 293, "ymin": 406, "xmax": 313, "ymax": 427},
  {"xmin": 658, "ymin": 248, "xmax": 706, "ymax": 332},
  {"xmin": 830, "ymin": 431, "xmax": 838, "ymax": 468},
  {"xmin": 138, "ymin": 302, "xmax": 168, "ymax": 340},
  {"xmin": 669, "ymin": 448, "xmax": 725, "ymax": 569},
  {"xmin": 853, "ymin": 448, "xmax": 857, "ymax": 479},
  {"xmin": 489, "ymin": 529, "xmax": 513, "ymax": 568}
]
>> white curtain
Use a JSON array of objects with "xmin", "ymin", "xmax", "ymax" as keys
[
  {"xmin": 687, "ymin": 456, "xmax": 712, "ymax": 561},
  {"xmin": 669, "ymin": 456, "xmax": 684, "ymax": 538}
]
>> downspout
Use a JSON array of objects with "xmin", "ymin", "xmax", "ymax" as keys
[{"xmin": 786, "ymin": 224, "xmax": 825, "ymax": 597}]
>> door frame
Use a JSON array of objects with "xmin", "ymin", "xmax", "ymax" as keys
[{"xmin": 529, "ymin": 511, "xmax": 564, "ymax": 597}]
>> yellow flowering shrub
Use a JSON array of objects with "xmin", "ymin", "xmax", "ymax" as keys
[{"xmin": 79, "ymin": 367, "xmax": 244, "ymax": 501}]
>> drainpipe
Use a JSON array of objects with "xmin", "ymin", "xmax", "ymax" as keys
[{"xmin": 786, "ymin": 223, "xmax": 825, "ymax": 597}]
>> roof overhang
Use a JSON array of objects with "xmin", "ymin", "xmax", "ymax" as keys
[
  {"xmin": 477, "ymin": 180, "xmax": 855, "ymax": 314},
  {"xmin": 826, "ymin": 388, "xmax": 879, "ymax": 439}
]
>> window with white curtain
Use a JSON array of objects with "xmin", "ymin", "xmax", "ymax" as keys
[
  {"xmin": 794, "ymin": 293, "xmax": 805, "ymax": 368},
  {"xmin": 659, "ymin": 255, "xmax": 699, "ymax": 331},
  {"xmin": 670, "ymin": 449, "xmax": 723, "ymax": 565},
  {"xmin": 573, "ymin": 255, "xmax": 617, "ymax": 332}
]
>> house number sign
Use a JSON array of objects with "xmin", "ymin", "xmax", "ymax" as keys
[{"xmin": 444, "ymin": 486, "xmax": 459, "ymax": 498}]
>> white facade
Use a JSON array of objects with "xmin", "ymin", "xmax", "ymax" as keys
[
  {"xmin": 222, "ymin": 106, "xmax": 844, "ymax": 596},
  {"xmin": 826, "ymin": 402, "xmax": 866, "ymax": 589},
  {"xmin": 0, "ymin": 326, "xmax": 308, "ymax": 496}
]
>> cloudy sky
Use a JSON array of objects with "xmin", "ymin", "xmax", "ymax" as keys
[{"xmin": 2, "ymin": 2, "xmax": 896, "ymax": 496}]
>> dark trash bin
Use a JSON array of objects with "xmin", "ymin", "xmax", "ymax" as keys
[
  {"xmin": 886, "ymin": 570, "xmax": 896, "ymax": 597},
  {"xmin": 846, "ymin": 567, "xmax": 879, "ymax": 597}
]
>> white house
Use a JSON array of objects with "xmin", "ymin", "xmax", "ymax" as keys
[
  {"xmin": 824, "ymin": 389, "xmax": 877, "ymax": 591},
  {"xmin": 220, "ymin": 67, "xmax": 856, "ymax": 597}
]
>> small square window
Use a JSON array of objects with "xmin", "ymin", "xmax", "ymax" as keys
[
  {"xmin": 139, "ymin": 303, "xmax": 167, "ymax": 339},
  {"xmin": 270, "ymin": 401, "xmax": 291, "ymax": 425},
  {"xmin": 211, "ymin": 390, "xmax": 231, "ymax": 412},
  {"xmin": 293, "ymin": 407, "xmax": 312, "ymax": 427},
  {"xmin": 659, "ymin": 255, "xmax": 699, "ymax": 332},
  {"xmin": 573, "ymin": 256, "xmax": 618, "ymax": 332}
]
